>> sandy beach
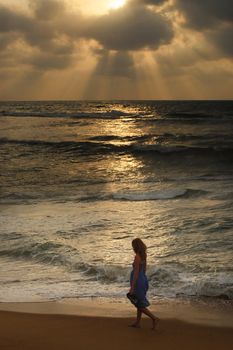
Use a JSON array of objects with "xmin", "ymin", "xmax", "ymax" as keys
[
  {"xmin": 0, "ymin": 300, "xmax": 233, "ymax": 350},
  {"xmin": 1, "ymin": 0, "xmax": 233, "ymax": 347}
]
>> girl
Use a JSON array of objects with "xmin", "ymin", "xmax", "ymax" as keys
[{"xmin": 128, "ymin": 238, "xmax": 159, "ymax": 330}]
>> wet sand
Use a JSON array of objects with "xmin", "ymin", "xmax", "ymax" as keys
[{"xmin": 0, "ymin": 300, "xmax": 233, "ymax": 350}]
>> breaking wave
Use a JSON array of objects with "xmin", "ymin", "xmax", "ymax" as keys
[
  {"xmin": 110, "ymin": 188, "xmax": 207, "ymax": 201},
  {"xmin": 1, "ymin": 235, "xmax": 232, "ymax": 299},
  {"xmin": 0, "ymin": 109, "xmax": 138, "ymax": 119},
  {"xmin": 1, "ymin": 138, "xmax": 233, "ymax": 156}
]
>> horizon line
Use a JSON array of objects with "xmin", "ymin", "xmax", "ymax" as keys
[{"xmin": 1, "ymin": 99, "xmax": 233, "ymax": 103}]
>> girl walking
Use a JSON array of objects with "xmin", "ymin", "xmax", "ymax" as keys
[{"xmin": 128, "ymin": 238, "xmax": 160, "ymax": 330}]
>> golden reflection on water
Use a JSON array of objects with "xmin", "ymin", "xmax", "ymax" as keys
[
  {"xmin": 107, "ymin": 154, "xmax": 142, "ymax": 173},
  {"xmin": 97, "ymin": 110, "xmax": 147, "ymax": 183},
  {"xmin": 102, "ymin": 119, "xmax": 143, "ymax": 139}
]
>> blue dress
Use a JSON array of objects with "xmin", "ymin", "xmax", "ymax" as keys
[{"xmin": 130, "ymin": 262, "xmax": 150, "ymax": 308}]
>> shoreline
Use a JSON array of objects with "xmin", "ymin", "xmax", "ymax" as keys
[{"xmin": 0, "ymin": 297, "xmax": 233, "ymax": 328}]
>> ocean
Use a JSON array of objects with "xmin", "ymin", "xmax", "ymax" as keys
[{"xmin": 0, "ymin": 100, "xmax": 233, "ymax": 303}]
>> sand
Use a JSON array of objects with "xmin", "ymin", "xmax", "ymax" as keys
[{"xmin": 0, "ymin": 300, "xmax": 233, "ymax": 350}]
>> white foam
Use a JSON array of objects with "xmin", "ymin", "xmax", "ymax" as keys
[{"xmin": 112, "ymin": 189, "xmax": 187, "ymax": 201}]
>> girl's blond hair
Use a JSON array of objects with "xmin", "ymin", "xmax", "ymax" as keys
[{"xmin": 132, "ymin": 238, "xmax": 147, "ymax": 262}]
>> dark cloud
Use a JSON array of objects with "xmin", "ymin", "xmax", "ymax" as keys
[
  {"xmin": 0, "ymin": 32, "xmax": 18, "ymax": 50},
  {"xmin": 29, "ymin": 0, "xmax": 65, "ymax": 21},
  {"xmin": 0, "ymin": 0, "xmax": 232, "ymax": 82},
  {"xmin": 175, "ymin": 0, "xmax": 233, "ymax": 30},
  {"xmin": 174, "ymin": 1, "xmax": 233, "ymax": 58},
  {"xmin": 0, "ymin": 2, "xmax": 74, "ymax": 69},
  {"xmin": 137, "ymin": 0, "xmax": 168, "ymax": 5},
  {"xmin": 24, "ymin": 24, "xmax": 55, "ymax": 49},
  {"xmin": 85, "ymin": 3, "xmax": 174, "ymax": 51},
  {"xmin": 207, "ymin": 25, "xmax": 233, "ymax": 57},
  {"xmin": 0, "ymin": 0, "xmax": 174, "ymax": 75},
  {"xmin": 0, "ymin": 4, "xmax": 31, "ymax": 32},
  {"xmin": 0, "ymin": 4, "xmax": 54, "ymax": 49},
  {"xmin": 0, "ymin": 1, "xmax": 174, "ymax": 52},
  {"xmin": 27, "ymin": 51, "xmax": 73, "ymax": 70}
]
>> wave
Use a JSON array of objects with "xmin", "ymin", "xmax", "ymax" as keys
[
  {"xmin": 189, "ymin": 175, "xmax": 233, "ymax": 182},
  {"xmin": 147, "ymin": 267, "xmax": 233, "ymax": 300},
  {"xmin": 0, "ymin": 240, "xmax": 74, "ymax": 266},
  {"xmin": 0, "ymin": 193, "xmax": 39, "ymax": 201},
  {"xmin": 110, "ymin": 188, "xmax": 207, "ymax": 201},
  {"xmin": 0, "ymin": 239, "xmax": 129, "ymax": 283},
  {"xmin": 0, "ymin": 187, "xmax": 208, "ymax": 204},
  {"xmin": 1, "ymin": 138, "xmax": 233, "ymax": 156},
  {"xmin": 89, "ymin": 135, "xmax": 147, "ymax": 142},
  {"xmin": 164, "ymin": 111, "xmax": 217, "ymax": 119},
  {"xmin": 1, "ymin": 229, "xmax": 232, "ymax": 300},
  {"xmin": 1, "ymin": 242, "xmax": 232, "ymax": 299},
  {"xmin": 78, "ymin": 263, "xmax": 129, "ymax": 283},
  {"xmin": 0, "ymin": 109, "xmax": 139, "ymax": 119},
  {"xmin": 175, "ymin": 276, "xmax": 233, "ymax": 300},
  {"xmin": 131, "ymin": 144, "xmax": 189, "ymax": 153},
  {"xmin": 1, "ymin": 107, "xmax": 233, "ymax": 121}
]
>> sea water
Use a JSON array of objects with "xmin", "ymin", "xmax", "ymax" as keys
[{"xmin": 0, "ymin": 100, "xmax": 233, "ymax": 302}]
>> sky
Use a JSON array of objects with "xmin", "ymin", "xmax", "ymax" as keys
[{"xmin": 0, "ymin": 0, "xmax": 232, "ymax": 100}]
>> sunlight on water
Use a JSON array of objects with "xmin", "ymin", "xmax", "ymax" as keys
[{"xmin": 0, "ymin": 100, "xmax": 233, "ymax": 302}]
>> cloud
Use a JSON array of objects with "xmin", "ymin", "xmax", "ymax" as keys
[
  {"xmin": 0, "ymin": 0, "xmax": 233, "ymax": 99},
  {"xmin": 0, "ymin": 1, "xmax": 174, "ymax": 52},
  {"xmin": 27, "ymin": 51, "xmax": 73, "ymax": 70},
  {"xmin": 95, "ymin": 51, "xmax": 136, "ymax": 78},
  {"xmin": 29, "ymin": 0, "xmax": 65, "ymax": 21},
  {"xmin": 207, "ymin": 24, "xmax": 233, "ymax": 57},
  {"xmin": 0, "ymin": 2, "xmax": 75, "ymax": 70},
  {"xmin": 0, "ymin": 1, "xmax": 174, "ymax": 53},
  {"xmin": 134, "ymin": 0, "xmax": 168, "ymax": 5},
  {"xmin": 0, "ymin": 0, "xmax": 175, "ymax": 76},
  {"xmin": 0, "ymin": 4, "xmax": 31, "ymax": 33},
  {"xmin": 0, "ymin": 32, "xmax": 18, "ymax": 50},
  {"xmin": 85, "ymin": 3, "xmax": 173, "ymax": 51},
  {"xmin": 175, "ymin": 0, "xmax": 233, "ymax": 30},
  {"xmin": 0, "ymin": 3, "xmax": 54, "ymax": 49},
  {"xmin": 173, "ymin": 1, "xmax": 233, "ymax": 58}
]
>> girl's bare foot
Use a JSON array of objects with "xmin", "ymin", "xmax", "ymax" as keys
[
  {"xmin": 128, "ymin": 323, "xmax": 141, "ymax": 328},
  {"xmin": 152, "ymin": 317, "xmax": 160, "ymax": 330}
]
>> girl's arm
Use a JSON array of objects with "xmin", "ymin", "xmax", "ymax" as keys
[{"xmin": 129, "ymin": 255, "xmax": 140, "ymax": 294}]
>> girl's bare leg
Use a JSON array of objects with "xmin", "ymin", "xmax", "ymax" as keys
[
  {"xmin": 140, "ymin": 308, "xmax": 160, "ymax": 330},
  {"xmin": 136, "ymin": 308, "xmax": 142, "ymax": 326},
  {"xmin": 129, "ymin": 308, "xmax": 142, "ymax": 328}
]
